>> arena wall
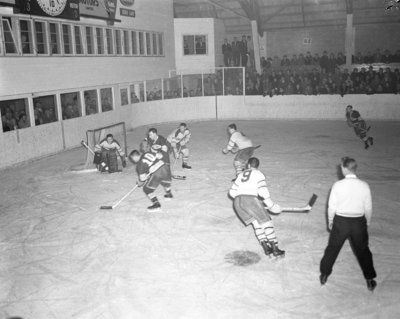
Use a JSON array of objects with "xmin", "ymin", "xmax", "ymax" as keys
[{"xmin": 0, "ymin": 94, "xmax": 399, "ymax": 170}]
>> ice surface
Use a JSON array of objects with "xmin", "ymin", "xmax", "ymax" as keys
[{"xmin": 1, "ymin": 120, "xmax": 399, "ymax": 319}]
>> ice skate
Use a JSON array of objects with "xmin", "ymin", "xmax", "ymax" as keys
[
  {"xmin": 182, "ymin": 162, "xmax": 192, "ymax": 169},
  {"xmin": 270, "ymin": 242, "xmax": 285, "ymax": 258},
  {"xmin": 261, "ymin": 241, "xmax": 273, "ymax": 256},
  {"xmin": 367, "ymin": 279, "xmax": 377, "ymax": 292},
  {"xmin": 147, "ymin": 201, "xmax": 161, "ymax": 212},
  {"xmin": 164, "ymin": 191, "xmax": 173, "ymax": 199}
]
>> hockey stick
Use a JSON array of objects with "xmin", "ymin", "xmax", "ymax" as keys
[
  {"xmin": 171, "ymin": 144, "xmax": 186, "ymax": 180},
  {"xmin": 100, "ymin": 184, "xmax": 139, "ymax": 210},
  {"xmin": 81, "ymin": 140, "xmax": 95, "ymax": 155},
  {"xmin": 281, "ymin": 194, "xmax": 318, "ymax": 213}
]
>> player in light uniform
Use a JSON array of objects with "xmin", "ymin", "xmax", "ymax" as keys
[
  {"xmin": 345, "ymin": 105, "xmax": 373, "ymax": 149},
  {"xmin": 222, "ymin": 123, "xmax": 258, "ymax": 179},
  {"xmin": 128, "ymin": 140, "xmax": 172, "ymax": 211},
  {"xmin": 167, "ymin": 123, "xmax": 192, "ymax": 169},
  {"xmin": 229, "ymin": 157, "xmax": 285, "ymax": 257},
  {"xmin": 94, "ymin": 133, "xmax": 126, "ymax": 173}
]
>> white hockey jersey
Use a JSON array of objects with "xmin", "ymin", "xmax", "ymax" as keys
[{"xmin": 226, "ymin": 131, "xmax": 253, "ymax": 151}]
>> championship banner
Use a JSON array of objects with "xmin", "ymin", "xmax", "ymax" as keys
[
  {"xmin": 79, "ymin": 0, "xmax": 118, "ymax": 21},
  {"xmin": 16, "ymin": 0, "xmax": 80, "ymax": 20}
]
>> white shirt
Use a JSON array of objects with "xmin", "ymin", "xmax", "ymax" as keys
[
  {"xmin": 226, "ymin": 131, "xmax": 253, "ymax": 151},
  {"xmin": 229, "ymin": 168, "xmax": 274, "ymax": 207},
  {"xmin": 328, "ymin": 174, "xmax": 372, "ymax": 225}
]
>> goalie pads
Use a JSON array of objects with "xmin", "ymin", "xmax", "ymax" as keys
[
  {"xmin": 93, "ymin": 152, "xmax": 102, "ymax": 165},
  {"xmin": 101, "ymin": 150, "xmax": 119, "ymax": 173}
]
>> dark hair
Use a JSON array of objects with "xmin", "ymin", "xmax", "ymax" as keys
[
  {"xmin": 228, "ymin": 123, "xmax": 237, "ymax": 130},
  {"xmin": 128, "ymin": 150, "xmax": 140, "ymax": 163},
  {"xmin": 179, "ymin": 123, "xmax": 187, "ymax": 127},
  {"xmin": 248, "ymin": 157, "xmax": 260, "ymax": 168},
  {"xmin": 341, "ymin": 156, "xmax": 357, "ymax": 172},
  {"xmin": 106, "ymin": 133, "xmax": 113, "ymax": 138},
  {"xmin": 148, "ymin": 128, "xmax": 157, "ymax": 134}
]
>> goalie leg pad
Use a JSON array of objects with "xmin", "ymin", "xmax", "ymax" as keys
[
  {"xmin": 106, "ymin": 151, "xmax": 119, "ymax": 173},
  {"xmin": 93, "ymin": 152, "xmax": 102, "ymax": 165}
]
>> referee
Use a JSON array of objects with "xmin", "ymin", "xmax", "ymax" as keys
[{"xmin": 320, "ymin": 157, "xmax": 377, "ymax": 291}]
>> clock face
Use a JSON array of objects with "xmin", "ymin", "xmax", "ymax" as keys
[{"xmin": 37, "ymin": 0, "xmax": 68, "ymax": 16}]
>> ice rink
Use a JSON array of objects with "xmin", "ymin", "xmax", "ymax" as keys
[{"xmin": 1, "ymin": 119, "xmax": 399, "ymax": 319}]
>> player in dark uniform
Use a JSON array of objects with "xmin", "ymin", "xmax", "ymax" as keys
[
  {"xmin": 128, "ymin": 140, "xmax": 173, "ymax": 211},
  {"xmin": 345, "ymin": 105, "xmax": 374, "ymax": 149}
]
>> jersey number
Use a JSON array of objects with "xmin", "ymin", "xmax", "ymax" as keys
[
  {"xmin": 142, "ymin": 153, "xmax": 157, "ymax": 166},
  {"xmin": 241, "ymin": 170, "xmax": 252, "ymax": 182}
]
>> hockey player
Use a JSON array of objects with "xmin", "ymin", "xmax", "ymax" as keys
[
  {"xmin": 345, "ymin": 105, "xmax": 374, "ymax": 149},
  {"xmin": 167, "ymin": 123, "xmax": 192, "ymax": 169},
  {"xmin": 229, "ymin": 157, "xmax": 285, "ymax": 258},
  {"xmin": 147, "ymin": 128, "xmax": 173, "ymax": 198},
  {"xmin": 128, "ymin": 140, "xmax": 173, "ymax": 211},
  {"xmin": 95, "ymin": 133, "xmax": 126, "ymax": 173},
  {"xmin": 222, "ymin": 123, "xmax": 258, "ymax": 179}
]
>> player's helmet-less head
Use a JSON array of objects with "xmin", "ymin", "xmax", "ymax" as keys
[
  {"xmin": 128, "ymin": 150, "xmax": 141, "ymax": 164},
  {"xmin": 350, "ymin": 110, "xmax": 360, "ymax": 121},
  {"xmin": 247, "ymin": 157, "xmax": 260, "ymax": 169},
  {"xmin": 140, "ymin": 139, "xmax": 151, "ymax": 153}
]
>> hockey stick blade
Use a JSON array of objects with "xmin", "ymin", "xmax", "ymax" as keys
[
  {"xmin": 172, "ymin": 174, "xmax": 186, "ymax": 180},
  {"xmin": 281, "ymin": 194, "xmax": 318, "ymax": 213},
  {"xmin": 100, "ymin": 206, "xmax": 113, "ymax": 210}
]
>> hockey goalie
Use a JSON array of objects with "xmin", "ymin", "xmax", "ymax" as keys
[{"xmin": 94, "ymin": 133, "xmax": 126, "ymax": 173}]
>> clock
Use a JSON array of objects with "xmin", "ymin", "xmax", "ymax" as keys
[{"xmin": 36, "ymin": 0, "xmax": 68, "ymax": 16}]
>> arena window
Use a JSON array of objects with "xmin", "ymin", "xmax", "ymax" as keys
[
  {"xmin": 61, "ymin": 92, "xmax": 82, "ymax": 120},
  {"xmin": 158, "ymin": 33, "xmax": 164, "ymax": 56},
  {"xmin": 49, "ymin": 22, "xmax": 61, "ymax": 55},
  {"xmin": 114, "ymin": 29, "xmax": 122, "ymax": 55},
  {"xmin": 19, "ymin": 19, "xmax": 34, "ymax": 55},
  {"xmin": 131, "ymin": 31, "xmax": 138, "ymax": 55},
  {"xmin": 105, "ymin": 28, "xmax": 113, "ymax": 55},
  {"xmin": 1, "ymin": 98, "xmax": 30, "ymax": 132},
  {"xmin": 100, "ymin": 88, "xmax": 113, "ymax": 112},
  {"xmin": 34, "ymin": 21, "xmax": 48, "ymax": 55},
  {"xmin": 85, "ymin": 26, "xmax": 94, "ymax": 55},
  {"xmin": 95, "ymin": 27, "xmax": 104, "ymax": 55},
  {"xmin": 120, "ymin": 88, "xmax": 129, "ymax": 106},
  {"xmin": 138, "ymin": 31, "xmax": 144, "ymax": 55},
  {"xmin": 2, "ymin": 18, "xmax": 18, "ymax": 55},
  {"xmin": 33, "ymin": 95, "xmax": 58, "ymax": 126},
  {"xmin": 74, "ymin": 26, "xmax": 83, "ymax": 55},
  {"xmin": 152, "ymin": 33, "xmax": 157, "ymax": 56},
  {"xmin": 84, "ymin": 89, "xmax": 99, "ymax": 116},
  {"xmin": 62, "ymin": 24, "xmax": 73, "ymax": 55},
  {"xmin": 123, "ymin": 30, "xmax": 130, "ymax": 55}
]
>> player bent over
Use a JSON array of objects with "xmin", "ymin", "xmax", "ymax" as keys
[
  {"xmin": 345, "ymin": 105, "xmax": 373, "ymax": 149},
  {"xmin": 128, "ymin": 140, "xmax": 173, "ymax": 212},
  {"xmin": 222, "ymin": 123, "xmax": 258, "ymax": 180},
  {"xmin": 167, "ymin": 122, "xmax": 192, "ymax": 169},
  {"xmin": 94, "ymin": 133, "xmax": 126, "ymax": 173},
  {"xmin": 229, "ymin": 157, "xmax": 285, "ymax": 258}
]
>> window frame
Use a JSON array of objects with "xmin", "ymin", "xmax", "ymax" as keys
[
  {"xmin": 34, "ymin": 20, "xmax": 48, "ymax": 55},
  {"xmin": 73, "ymin": 25, "xmax": 84, "ymax": 55},
  {"xmin": 48, "ymin": 21, "xmax": 61, "ymax": 55},
  {"xmin": 61, "ymin": 23, "xmax": 73, "ymax": 55},
  {"xmin": 19, "ymin": 18, "xmax": 34, "ymax": 56}
]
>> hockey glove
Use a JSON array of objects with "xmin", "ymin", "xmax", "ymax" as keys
[
  {"xmin": 136, "ymin": 179, "xmax": 145, "ymax": 187},
  {"xmin": 222, "ymin": 148, "xmax": 229, "ymax": 154},
  {"xmin": 121, "ymin": 157, "xmax": 127, "ymax": 168}
]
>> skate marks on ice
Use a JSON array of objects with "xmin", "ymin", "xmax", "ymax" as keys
[{"xmin": 224, "ymin": 250, "xmax": 261, "ymax": 266}]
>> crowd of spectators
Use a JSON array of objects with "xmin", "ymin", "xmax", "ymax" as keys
[{"xmin": 246, "ymin": 49, "xmax": 400, "ymax": 97}]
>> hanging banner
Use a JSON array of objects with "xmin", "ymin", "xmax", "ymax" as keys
[
  {"xmin": 79, "ymin": 0, "xmax": 118, "ymax": 21},
  {"xmin": 16, "ymin": 0, "xmax": 80, "ymax": 20}
]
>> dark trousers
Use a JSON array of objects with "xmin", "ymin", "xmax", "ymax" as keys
[{"xmin": 320, "ymin": 215, "xmax": 376, "ymax": 280}]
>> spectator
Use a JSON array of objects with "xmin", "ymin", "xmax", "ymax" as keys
[
  {"xmin": 18, "ymin": 113, "xmax": 30, "ymax": 129},
  {"xmin": 231, "ymin": 37, "xmax": 241, "ymax": 67},
  {"xmin": 222, "ymin": 38, "xmax": 232, "ymax": 67},
  {"xmin": 240, "ymin": 35, "xmax": 248, "ymax": 67}
]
